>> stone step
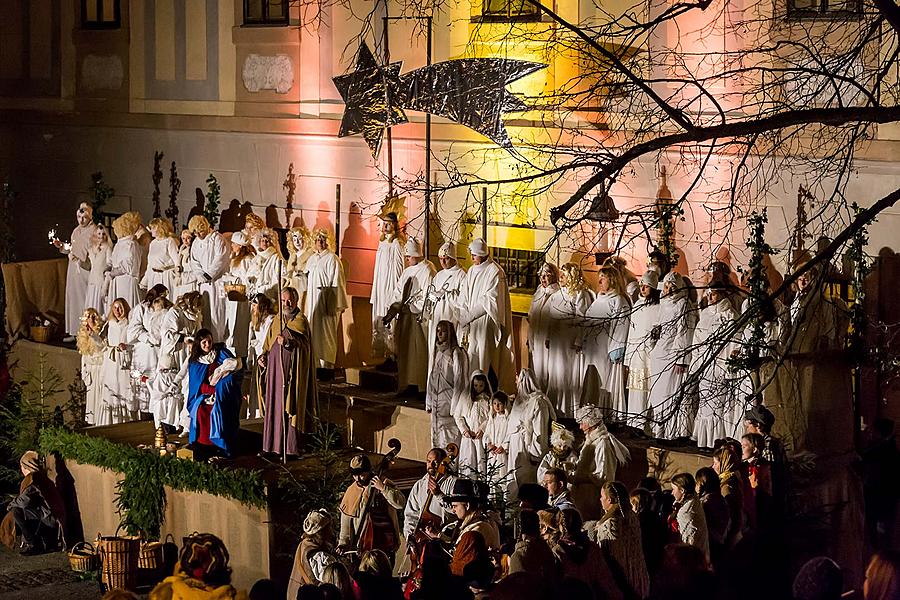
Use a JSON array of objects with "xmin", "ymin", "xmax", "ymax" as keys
[{"xmin": 345, "ymin": 365, "xmax": 399, "ymax": 393}]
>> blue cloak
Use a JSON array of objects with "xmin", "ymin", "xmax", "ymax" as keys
[{"xmin": 187, "ymin": 346, "xmax": 243, "ymax": 456}]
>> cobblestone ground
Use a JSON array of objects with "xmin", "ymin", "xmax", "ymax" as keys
[{"xmin": 0, "ymin": 546, "xmax": 104, "ymax": 599}]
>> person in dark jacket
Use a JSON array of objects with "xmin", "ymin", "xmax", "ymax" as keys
[{"xmin": 0, "ymin": 451, "xmax": 65, "ymax": 554}]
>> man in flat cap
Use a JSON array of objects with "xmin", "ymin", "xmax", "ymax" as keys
[{"xmin": 338, "ymin": 454, "xmax": 406, "ymax": 562}]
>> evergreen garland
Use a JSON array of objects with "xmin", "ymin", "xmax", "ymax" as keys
[
  {"xmin": 166, "ymin": 161, "xmax": 181, "ymax": 230},
  {"xmin": 204, "ymin": 174, "xmax": 221, "ymax": 229},
  {"xmin": 39, "ymin": 428, "xmax": 266, "ymax": 538},
  {"xmin": 89, "ymin": 172, "xmax": 115, "ymax": 224},
  {"xmin": 151, "ymin": 151, "xmax": 164, "ymax": 218}
]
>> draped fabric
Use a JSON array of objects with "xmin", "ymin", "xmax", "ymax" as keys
[
  {"xmin": 187, "ymin": 347, "xmax": 243, "ymax": 455},
  {"xmin": 305, "ymin": 250, "xmax": 348, "ymax": 367},
  {"xmin": 527, "ymin": 283, "xmax": 559, "ymax": 389},
  {"xmin": 63, "ymin": 223, "xmax": 98, "ymax": 335},
  {"xmin": 371, "ymin": 237, "xmax": 404, "ymax": 358}
]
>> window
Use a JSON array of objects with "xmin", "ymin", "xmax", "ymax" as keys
[
  {"xmin": 787, "ymin": 0, "xmax": 861, "ymax": 19},
  {"xmin": 481, "ymin": 0, "xmax": 541, "ymax": 21},
  {"xmin": 491, "ymin": 247, "xmax": 543, "ymax": 291},
  {"xmin": 81, "ymin": 0, "xmax": 120, "ymax": 29},
  {"xmin": 244, "ymin": 0, "xmax": 289, "ymax": 25}
]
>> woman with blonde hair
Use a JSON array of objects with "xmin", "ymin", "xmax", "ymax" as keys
[
  {"xmin": 107, "ymin": 211, "xmax": 144, "ymax": 309},
  {"xmin": 187, "ymin": 215, "xmax": 230, "ymax": 340},
  {"xmin": 284, "ymin": 226, "xmax": 313, "ymax": 303},
  {"xmin": 141, "ymin": 217, "xmax": 180, "ymax": 294},
  {"xmin": 588, "ymin": 481, "xmax": 650, "ymax": 599},
  {"xmin": 174, "ymin": 228, "xmax": 196, "ymax": 298},
  {"xmin": 249, "ymin": 227, "xmax": 283, "ymax": 300},
  {"xmin": 100, "ymin": 298, "xmax": 133, "ymax": 424},
  {"xmin": 85, "ymin": 225, "xmax": 112, "ymax": 315},
  {"xmin": 223, "ymin": 231, "xmax": 255, "ymax": 360},
  {"xmin": 77, "ymin": 308, "xmax": 106, "ymax": 426},
  {"xmin": 547, "ymin": 262, "xmax": 594, "ymax": 418},
  {"xmin": 864, "ymin": 550, "xmax": 900, "ymax": 600},
  {"xmin": 528, "ymin": 262, "xmax": 560, "ymax": 389},
  {"xmin": 585, "ymin": 264, "xmax": 631, "ymax": 421}
]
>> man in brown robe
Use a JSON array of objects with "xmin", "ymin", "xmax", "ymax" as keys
[{"xmin": 258, "ymin": 287, "xmax": 317, "ymax": 458}]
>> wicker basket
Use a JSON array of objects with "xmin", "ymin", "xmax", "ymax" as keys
[
  {"xmin": 224, "ymin": 283, "xmax": 247, "ymax": 302},
  {"xmin": 29, "ymin": 325, "xmax": 52, "ymax": 343},
  {"xmin": 138, "ymin": 540, "xmax": 165, "ymax": 587},
  {"xmin": 97, "ymin": 530, "xmax": 141, "ymax": 592},
  {"xmin": 68, "ymin": 541, "xmax": 100, "ymax": 573}
]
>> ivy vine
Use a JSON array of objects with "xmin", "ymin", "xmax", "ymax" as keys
[{"xmin": 204, "ymin": 174, "xmax": 221, "ymax": 229}]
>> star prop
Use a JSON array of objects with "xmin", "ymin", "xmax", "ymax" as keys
[
  {"xmin": 333, "ymin": 44, "xmax": 546, "ymax": 156},
  {"xmin": 400, "ymin": 59, "xmax": 546, "ymax": 148},
  {"xmin": 332, "ymin": 43, "xmax": 408, "ymax": 157}
]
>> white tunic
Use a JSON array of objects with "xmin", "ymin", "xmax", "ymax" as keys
[
  {"xmin": 62, "ymin": 222, "xmax": 98, "ymax": 335},
  {"xmin": 584, "ymin": 292, "xmax": 631, "ymax": 419},
  {"xmin": 305, "ymin": 250, "xmax": 348, "ymax": 367},
  {"xmin": 506, "ymin": 390, "xmax": 555, "ymax": 495},
  {"xmin": 547, "ymin": 288, "xmax": 594, "ymax": 418},
  {"xmin": 249, "ymin": 247, "xmax": 282, "ymax": 300},
  {"xmin": 371, "ymin": 237, "xmax": 404, "ymax": 357},
  {"xmin": 223, "ymin": 255, "xmax": 253, "ymax": 358},
  {"xmin": 141, "ymin": 237, "xmax": 180, "ymax": 294},
  {"xmin": 572, "ymin": 425, "xmax": 630, "ymax": 520},
  {"xmin": 285, "ymin": 248, "xmax": 314, "ymax": 301},
  {"xmin": 189, "ymin": 232, "xmax": 231, "ymax": 340},
  {"xmin": 625, "ymin": 298, "xmax": 661, "ymax": 428},
  {"xmin": 427, "ymin": 343, "xmax": 467, "ymax": 448},
  {"xmin": 648, "ymin": 294, "xmax": 695, "ymax": 439},
  {"xmin": 692, "ymin": 300, "xmax": 738, "ymax": 448},
  {"xmin": 107, "ymin": 235, "xmax": 142, "ymax": 312},
  {"xmin": 81, "ymin": 334, "xmax": 106, "ymax": 426},
  {"xmin": 528, "ymin": 283, "xmax": 560, "ymax": 389},
  {"xmin": 85, "ymin": 244, "xmax": 111, "ymax": 315},
  {"xmin": 392, "ymin": 260, "xmax": 436, "ymax": 389},
  {"xmin": 458, "ymin": 258, "xmax": 516, "ymax": 392},
  {"xmin": 100, "ymin": 319, "xmax": 133, "ymax": 424},
  {"xmin": 174, "ymin": 244, "xmax": 197, "ymax": 299},
  {"xmin": 148, "ymin": 305, "xmax": 199, "ymax": 428},
  {"xmin": 484, "ymin": 411, "xmax": 511, "ymax": 484},
  {"xmin": 425, "ymin": 264, "xmax": 467, "ymax": 373},
  {"xmin": 454, "ymin": 394, "xmax": 490, "ymax": 476}
]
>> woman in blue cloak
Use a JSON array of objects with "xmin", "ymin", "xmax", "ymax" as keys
[{"xmin": 187, "ymin": 328, "xmax": 243, "ymax": 459}]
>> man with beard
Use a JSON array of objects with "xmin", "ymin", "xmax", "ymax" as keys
[{"xmin": 338, "ymin": 454, "xmax": 406, "ymax": 563}]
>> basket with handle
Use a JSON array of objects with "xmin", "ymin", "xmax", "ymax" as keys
[
  {"xmin": 96, "ymin": 527, "xmax": 141, "ymax": 592},
  {"xmin": 67, "ymin": 541, "xmax": 100, "ymax": 573},
  {"xmin": 138, "ymin": 539, "xmax": 165, "ymax": 587},
  {"xmin": 29, "ymin": 325, "xmax": 52, "ymax": 343}
]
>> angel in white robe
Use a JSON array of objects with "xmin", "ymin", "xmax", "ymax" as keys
[
  {"xmin": 583, "ymin": 265, "xmax": 631, "ymax": 421},
  {"xmin": 454, "ymin": 370, "xmax": 492, "ymax": 476},
  {"xmin": 77, "ymin": 308, "xmax": 106, "ymax": 426},
  {"xmin": 84, "ymin": 225, "xmax": 112, "ymax": 316},
  {"xmin": 370, "ymin": 213, "xmax": 404, "ymax": 359},
  {"xmin": 457, "ymin": 239, "xmax": 516, "ymax": 392},
  {"xmin": 384, "ymin": 237, "xmax": 435, "ymax": 391},
  {"xmin": 427, "ymin": 320, "xmax": 467, "ymax": 448},
  {"xmin": 141, "ymin": 218, "xmax": 180, "ymax": 294},
  {"xmin": 572, "ymin": 405, "xmax": 630, "ymax": 520},
  {"xmin": 284, "ymin": 226, "xmax": 314, "ymax": 311},
  {"xmin": 187, "ymin": 215, "xmax": 231, "ymax": 340},
  {"xmin": 149, "ymin": 292, "xmax": 202, "ymax": 429},
  {"xmin": 625, "ymin": 271, "xmax": 662, "ymax": 430},
  {"xmin": 305, "ymin": 229, "xmax": 348, "ymax": 368},
  {"xmin": 424, "ymin": 242, "xmax": 467, "ymax": 376},
  {"xmin": 100, "ymin": 298, "xmax": 134, "ymax": 424},
  {"xmin": 648, "ymin": 271, "xmax": 697, "ymax": 440},
  {"xmin": 106, "ymin": 212, "xmax": 144, "ymax": 312},
  {"xmin": 547, "ymin": 263, "xmax": 594, "ymax": 418},
  {"xmin": 248, "ymin": 293, "xmax": 277, "ymax": 418},
  {"xmin": 174, "ymin": 229, "xmax": 197, "ymax": 299},
  {"xmin": 484, "ymin": 392, "xmax": 511, "ymax": 494},
  {"xmin": 222, "ymin": 232, "xmax": 255, "ymax": 359},
  {"xmin": 249, "ymin": 228, "xmax": 283, "ymax": 300},
  {"xmin": 528, "ymin": 263, "xmax": 560, "ymax": 390},
  {"xmin": 53, "ymin": 202, "xmax": 98, "ymax": 337},
  {"xmin": 507, "ymin": 369, "xmax": 557, "ymax": 497}
]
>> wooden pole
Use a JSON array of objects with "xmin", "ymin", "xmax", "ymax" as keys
[
  {"xmin": 481, "ymin": 187, "xmax": 488, "ymax": 242},
  {"xmin": 335, "ymin": 184, "xmax": 342, "ymax": 253}
]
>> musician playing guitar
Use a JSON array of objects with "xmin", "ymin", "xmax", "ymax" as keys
[{"xmin": 338, "ymin": 453, "xmax": 406, "ymax": 564}]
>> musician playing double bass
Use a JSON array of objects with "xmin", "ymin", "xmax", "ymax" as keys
[
  {"xmin": 338, "ymin": 454, "xmax": 406, "ymax": 563},
  {"xmin": 403, "ymin": 447, "xmax": 458, "ymax": 545}
]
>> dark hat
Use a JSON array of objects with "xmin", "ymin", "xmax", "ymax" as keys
[
  {"xmin": 444, "ymin": 478, "xmax": 487, "ymax": 505},
  {"xmin": 792, "ymin": 557, "xmax": 843, "ymax": 600},
  {"xmin": 349, "ymin": 454, "xmax": 372, "ymax": 475},
  {"xmin": 744, "ymin": 405, "xmax": 776, "ymax": 429}
]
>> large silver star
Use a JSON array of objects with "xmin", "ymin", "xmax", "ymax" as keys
[{"xmin": 332, "ymin": 43, "xmax": 408, "ymax": 157}]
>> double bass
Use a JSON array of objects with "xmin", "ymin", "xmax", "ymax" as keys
[
  {"xmin": 350, "ymin": 438, "xmax": 402, "ymax": 554},
  {"xmin": 404, "ymin": 443, "xmax": 458, "ymax": 598}
]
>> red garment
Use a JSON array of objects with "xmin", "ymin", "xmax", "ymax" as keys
[{"xmin": 196, "ymin": 362, "xmax": 219, "ymax": 446}]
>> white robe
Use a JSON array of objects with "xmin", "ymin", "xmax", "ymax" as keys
[
  {"xmin": 484, "ymin": 411, "xmax": 510, "ymax": 486},
  {"xmin": 174, "ymin": 244, "xmax": 197, "ymax": 299},
  {"xmin": 392, "ymin": 260, "xmax": 435, "ymax": 389},
  {"xmin": 223, "ymin": 255, "xmax": 253, "ymax": 358},
  {"xmin": 148, "ymin": 306, "xmax": 199, "ymax": 428},
  {"xmin": 62, "ymin": 223, "xmax": 98, "ymax": 335},
  {"xmin": 506, "ymin": 390, "xmax": 555, "ymax": 496},
  {"xmin": 107, "ymin": 235, "xmax": 142, "ymax": 312},
  {"xmin": 81, "ymin": 335, "xmax": 106, "ymax": 426},
  {"xmin": 141, "ymin": 237, "xmax": 180, "ymax": 294},
  {"xmin": 692, "ymin": 300, "xmax": 738, "ymax": 448},
  {"xmin": 285, "ymin": 249, "xmax": 313, "ymax": 298},
  {"xmin": 458, "ymin": 258, "xmax": 516, "ymax": 392},
  {"xmin": 648, "ymin": 294, "xmax": 695, "ymax": 439},
  {"xmin": 100, "ymin": 319, "xmax": 133, "ymax": 424},
  {"xmin": 305, "ymin": 250, "xmax": 348, "ymax": 367},
  {"xmin": 427, "ymin": 343, "xmax": 467, "ymax": 448},
  {"xmin": 371, "ymin": 236, "xmax": 404, "ymax": 357},
  {"xmin": 85, "ymin": 244, "xmax": 111, "ymax": 315},
  {"xmin": 425, "ymin": 265, "xmax": 467, "ymax": 374},
  {"xmin": 625, "ymin": 298, "xmax": 661, "ymax": 429},
  {"xmin": 528, "ymin": 283, "xmax": 560, "ymax": 389},
  {"xmin": 547, "ymin": 288, "xmax": 594, "ymax": 418},
  {"xmin": 572, "ymin": 424, "xmax": 630, "ymax": 520},
  {"xmin": 189, "ymin": 232, "xmax": 231, "ymax": 340},
  {"xmin": 249, "ymin": 247, "xmax": 282, "ymax": 300},
  {"xmin": 130, "ymin": 305, "xmax": 167, "ymax": 412},
  {"xmin": 454, "ymin": 394, "xmax": 490, "ymax": 476},
  {"xmin": 584, "ymin": 292, "xmax": 630, "ymax": 419}
]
